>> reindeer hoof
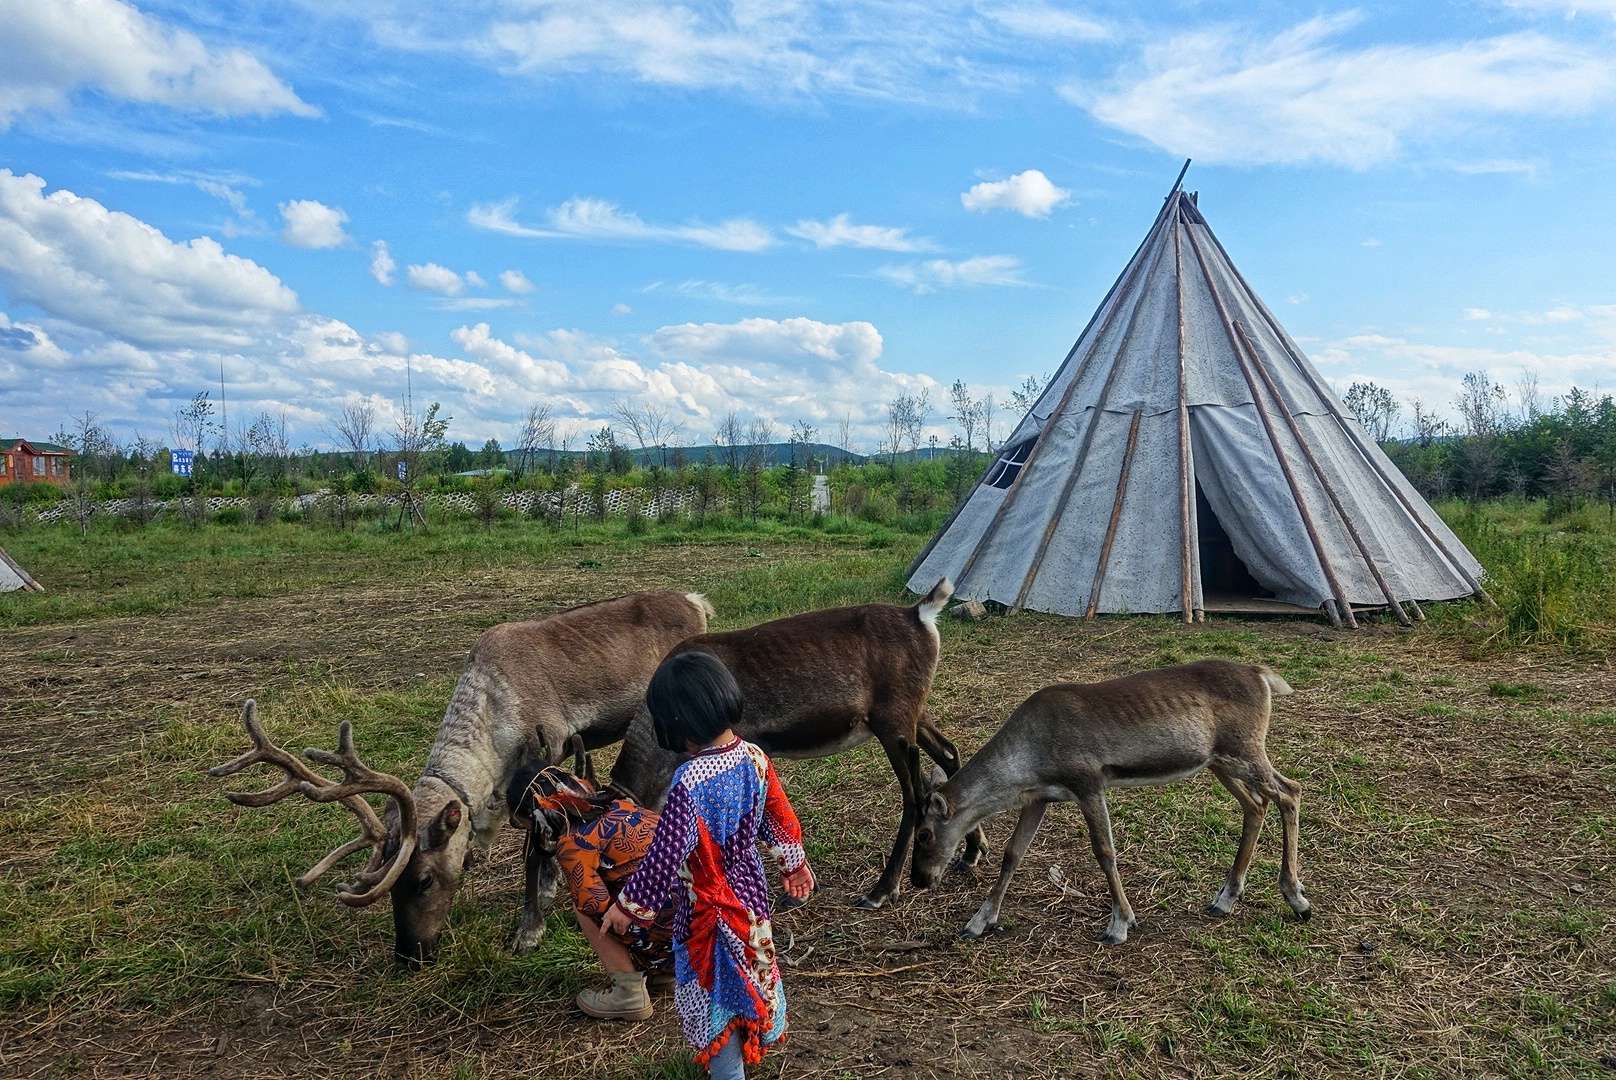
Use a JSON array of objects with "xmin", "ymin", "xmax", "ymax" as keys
[
  {"xmin": 1203, "ymin": 903, "xmax": 1232, "ymax": 919},
  {"xmin": 777, "ymin": 891, "xmax": 809, "ymax": 911},
  {"xmin": 1294, "ymin": 903, "xmax": 1313, "ymax": 922},
  {"xmin": 851, "ymin": 894, "xmax": 886, "ymax": 910},
  {"xmin": 947, "ymin": 854, "xmax": 982, "ymax": 876},
  {"xmin": 510, "ymin": 926, "xmax": 546, "ymax": 954},
  {"xmin": 957, "ymin": 924, "xmax": 985, "ymax": 941},
  {"xmin": 1099, "ymin": 930, "xmax": 1128, "ymax": 946}
]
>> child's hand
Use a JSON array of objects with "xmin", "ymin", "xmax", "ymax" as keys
[
  {"xmin": 601, "ymin": 903, "xmax": 634, "ymax": 936},
  {"xmin": 782, "ymin": 863, "xmax": 815, "ymax": 899}
]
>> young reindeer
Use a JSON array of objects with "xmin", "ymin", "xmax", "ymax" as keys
[
  {"xmin": 577, "ymin": 577, "xmax": 985, "ymax": 914},
  {"xmin": 210, "ymin": 589, "xmax": 713, "ymax": 965},
  {"xmin": 911, "ymin": 659, "xmax": 1310, "ymax": 945}
]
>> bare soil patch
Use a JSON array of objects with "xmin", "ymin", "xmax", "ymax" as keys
[{"xmin": 2, "ymin": 541, "xmax": 1613, "ymax": 1079}]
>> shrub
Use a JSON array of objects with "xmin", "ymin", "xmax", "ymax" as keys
[{"xmin": 213, "ymin": 507, "xmax": 244, "ymax": 526}]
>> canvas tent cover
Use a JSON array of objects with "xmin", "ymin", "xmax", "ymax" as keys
[
  {"xmin": 908, "ymin": 182, "xmax": 1484, "ymax": 623},
  {"xmin": 0, "ymin": 550, "xmax": 30, "ymax": 593}
]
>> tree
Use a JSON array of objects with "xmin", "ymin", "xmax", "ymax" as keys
[
  {"xmin": 885, "ymin": 393, "xmax": 913, "ymax": 468},
  {"xmin": 53, "ymin": 411, "xmax": 117, "ymax": 536},
  {"xmin": 948, "ymin": 380, "xmax": 982, "ymax": 453},
  {"xmin": 169, "ymin": 391, "xmax": 218, "ymax": 455},
  {"xmin": 714, "ymin": 411, "xmax": 743, "ymax": 472},
  {"xmin": 512, "ymin": 402, "xmax": 555, "ymax": 478},
  {"xmin": 1343, "ymin": 381, "xmax": 1400, "ymax": 444},
  {"xmin": 326, "ymin": 401, "xmax": 376, "ymax": 467},
  {"xmin": 479, "ymin": 438, "xmax": 505, "ymax": 471},
  {"xmin": 980, "ymin": 394, "xmax": 997, "ymax": 453},
  {"xmin": 1010, "ymin": 372, "xmax": 1051, "ymax": 413},
  {"xmin": 389, "ymin": 401, "xmax": 449, "ymax": 530},
  {"xmin": 904, "ymin": 388, "xmax": 931, "ymax": 461},
  {"xmin": 835, "ymin": 409, "xmax": 856, "ymax": 465},
  {"xmin": 611, "ymin": 397, "xmax": 684, "ymax": 467}
]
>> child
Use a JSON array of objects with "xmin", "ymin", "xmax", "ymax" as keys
[{"xmin": 598, "ymin": 651, "xmax": 815, "ymax": 1080}]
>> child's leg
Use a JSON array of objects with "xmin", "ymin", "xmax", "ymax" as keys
[
  {"xmin": 575, "ymin": 912, "xmax": 637, "ymax": 974},
  {"xmin": 706, "ymin": 1036, "xmax": 744, "ymax": 1080}
]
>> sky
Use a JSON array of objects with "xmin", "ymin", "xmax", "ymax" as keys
[{"xmin": 1, "ymin": 0, "xmax": 1615, "ymax": 453}]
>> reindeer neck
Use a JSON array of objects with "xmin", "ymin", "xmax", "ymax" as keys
[{"xmin": 943, "ymin": 730, "xmax": 1047, "ymax": 835}]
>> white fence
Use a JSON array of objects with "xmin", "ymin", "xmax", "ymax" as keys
[{"xmin": 13, "ymin": 484, "xmax": 761, "ymax": 526}]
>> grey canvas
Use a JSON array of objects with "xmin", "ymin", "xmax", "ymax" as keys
[
  {"xmin": 907, "ymin": 184, "xmax": 1485, "ymax": 626},
  {"xmin": 0, "ymin": 550, "xmax": 27, "ymax": 592}
]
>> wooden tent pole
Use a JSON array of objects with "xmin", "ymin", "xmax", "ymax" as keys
[
  {"xmin": 1232, "ymin": 324, "xmax": 1413, "ymax": 627},
  {"xmin": 1174, "ymin": 221, "xmax": 1198, "ymax": 623},
  {"xmin": 1201, "ymin": 227, "xmax": 1494, "ymax": 608},
  {"xmin": 1008, "ymin": 201, "xmax": 1176, "ymax": 613},
  {"xmin": 1085, "ymin": 410, "xmax": 1144, "ymax": 617},
  {"xmin": 1183, "ymin": 226, "xmax": 1359, "ymax": 629},
  {"xmin": 952, "ymin": 198, "xmax": 1179, "ymax": 593}
]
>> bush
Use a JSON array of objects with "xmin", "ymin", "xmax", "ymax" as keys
[
  {"xmin": 213, "ymin": 507, "xmax": 244, "ymax": 526},
  {"xmin": 0, "ymin": 482, "xmax": 64, "ymax": 507}
]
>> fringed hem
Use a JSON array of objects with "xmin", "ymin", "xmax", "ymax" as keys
[{"xmin": 694, "ymin": 1017, "xmax": 782, "ymax": 1068}]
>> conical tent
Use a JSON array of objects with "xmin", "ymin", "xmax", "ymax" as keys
[
  {"xmin": 0, "ymin": 546, "xmax": 43, "ymax": 593},
  {"xmin": 907, "ymin": 172, "xmax": 1485, "ymax": 628}
]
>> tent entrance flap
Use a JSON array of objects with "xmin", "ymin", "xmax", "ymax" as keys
[{"xmin": 1195, "ymin": 483, "xmax": 1269, "ymax": 601}]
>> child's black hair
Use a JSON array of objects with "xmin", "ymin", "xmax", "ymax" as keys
[
  {"xmin": 646, "ymin": 650, "xmax": 744, "ymax": 753},
  {"xmin": 505, "ymin": 757, "xmax": 547, "ymax": 816}
]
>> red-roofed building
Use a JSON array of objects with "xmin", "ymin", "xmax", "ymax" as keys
[{"xmin": 1, "ymin": 439, "xmax": 75, "ymax": 488}]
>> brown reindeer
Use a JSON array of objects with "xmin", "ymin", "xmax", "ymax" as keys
[
  {"xmin": 911, "ymin": 660, "xmax": 1310, "ymax": 944},
  {"xmin": 588, "ymin": 577, "xmax": 985, "ymax": 913},
  {"xmin": 210, "ymin": 589, "xmax": 713, "ymax": 964}
]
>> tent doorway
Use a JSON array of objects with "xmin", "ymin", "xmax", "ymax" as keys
[{"xmin": 1195, "ymin": 484, "xmax": 1268, "ymax": 601}]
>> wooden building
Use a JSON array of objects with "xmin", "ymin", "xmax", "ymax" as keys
[{"xmin": 1, "ymin": 439, "xmax": 74, "ymax": 488}]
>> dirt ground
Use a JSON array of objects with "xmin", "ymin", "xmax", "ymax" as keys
[{"xmin": 2, "ymin": 541, "xmax": 1613, "ymax": 1078}]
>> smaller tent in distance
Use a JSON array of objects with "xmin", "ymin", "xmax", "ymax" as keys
[
  {"xmin": 0, "ymin": 546, "xmax": 43, "ymax": 593},
  {"xmin": 907, "ymin": 162, "xmax": 1487, "ymax": 628}
]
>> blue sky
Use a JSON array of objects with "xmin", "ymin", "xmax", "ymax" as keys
[{"xmin": 2, "ymin": 0, "xmax": 1614, "ymax": 452}]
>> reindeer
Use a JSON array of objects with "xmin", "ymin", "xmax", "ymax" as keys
[
  {"xmin": 210, "ymin": 590, "xmax": 713, "ymax": 964},
  {"xmin": 566, "ymin": 577, "xmax": 985, "ymax": 917},
  {"xmin": 910, "ymin": 659, "xmax": 1310, "ymax": 945}
]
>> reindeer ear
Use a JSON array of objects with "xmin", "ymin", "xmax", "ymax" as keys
[
  {"xmin": 425, "ymin": 800, "xmax": 463, "ymax": 850},
  {"xmin": 928, "ymin": 790, "xmax": 952, "ymax": 821}
]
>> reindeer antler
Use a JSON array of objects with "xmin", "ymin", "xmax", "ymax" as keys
[
  {"xmin": 301, "ymin": 721, "xmax": 419, "ymax": 906},
  {"xmin": 209, "ymin": 701, "xmax": 416, "ymax": 906}
]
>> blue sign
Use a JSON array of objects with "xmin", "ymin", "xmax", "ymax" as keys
[
  {"xmin": 171, "ymin": 449, "xmax": 194, "ymax": 477},
  {"xmin": 397, "ymin": 461, "xmax": 407, "ymax": 480}
]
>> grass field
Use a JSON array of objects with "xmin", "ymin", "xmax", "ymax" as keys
[{"xmin": 1, "ymin": 506, "xmax": 1613, "ymax": 1078}]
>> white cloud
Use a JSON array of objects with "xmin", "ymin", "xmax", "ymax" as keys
[
  {"xmin": 985, "ymin": 4, "xmax": 1108, "ymax": 41},
  {"xmin": 278, "ymin": 200, "xmax": 350, "ymax": 249},
  {"xmin": 370, "ymin": 240, "xmax": 396, "ymax": 285},
  {"xmin": 0, "ymin": 170, "xmax": 297, "ymax": 349},
  {"xmin": 0, "ymin": 0, "xmax": 318, "ymax": 128},
  {"xmin": 465, "ymin": 270, "xmax": 488, "ymax": 289},
  {"xmin": 406, "ymin": 262, "xmax": 468, "ymax": 295},
  {"xmin": 469, "ymin": 196, "xmax": 774, "ymax": 252},
  {"xmin": 611, "ymin": 302, "xmax": 634, "ymax": 316},
  {"xmin": 1287, "ymin": 292, "xmax": 1309, "ymax": 306},
  {"xmin": 1361, "ymin": 238, "xmax": 1382, "ymax": 247},
  {"xmin": 785, "ymin": 214, "xmax": 933, "ymax": 252},
  {"xmin": 1078, "ymin": 16, "xmax": 1616, "ymax": 168},
  {"xmin": 876, "ymin": 255, "xmax": 1028, "ymax": 294},
  {"xmin": 1503, "ymin": 0, "xmax": 1616, "ymax": 15},
  {"xmin": 673, "ymin": 281, "xmax": 799, "ymax": 305},
  {"xmin": 501, "ymin": 269, "xmax": 536, "ymax": 294},
  {"xmin": 451, "ymin": 322, "xmax": 569, "ymax": 391},
  {"xmin": 960, "ymin": 170, "xmax": 1071, "ymax": 218},
  {"xmin": 1465, "ymin": 307, "xmax": 1494, "ymax": 320}
]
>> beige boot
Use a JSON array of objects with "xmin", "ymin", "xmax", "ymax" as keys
[{"xmin": 576, "ymin": 971, "xmax": 653, "ymax": 1021}]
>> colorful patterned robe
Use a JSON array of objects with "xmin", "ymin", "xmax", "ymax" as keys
[
  {"xmin": 554, "ymin": 798, "xmax": 675, "ymax": 971},
  {"xmin": 616, "ymin": 737, "xmax": 807, "ymax": 1066}
]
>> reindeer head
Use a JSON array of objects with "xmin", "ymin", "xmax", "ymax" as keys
[
  {"xmin": 909, "ymin": 746, "xmax": 958, "ymax": 889},
  {"xmin": 210, "ymin": 701, "xmax": 470, "ymax": 967}
]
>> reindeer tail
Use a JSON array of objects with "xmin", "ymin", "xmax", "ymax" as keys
[
  {"xmin": 1260, "ymin": 667, "xmax": 1295, "ymax": 697},
  {"xmin": 916, "ymin": 577, "xmax": 955, "ymax": 626}
]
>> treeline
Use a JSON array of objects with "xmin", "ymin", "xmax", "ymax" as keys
[
  {"xmin": 10, "ymin": 371, "xmax": 1615, "ymax": 527},
  {"xmin": 1348, "ymin": 373, "xmax": 1616, "ymax": 517}
]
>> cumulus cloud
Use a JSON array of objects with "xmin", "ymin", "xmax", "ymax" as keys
[
  {"xmin": 785, "ymin": 214, "xmax": 934, "ymax": 252},
  {"xmin": 369, "ymin": 240, "xmax": 396, "ymax": 285},
  {"xmin": 469, "ymin": 196, "xmax": 774, "ymax": 252},
  {"xmin": 0, "ymin": 0, "xmax": 318, "ymax": 128},
  {"xmin": 279, "ymin": 200, "xmax": 350, "ymax": 249},
  {"xmin": 501, "ymin": 269, "xmax": 536, "ymax": 294},
  {"xmin": 960, "ymin": 170, "xmax": 1071, "ymax": 218},
  {"xmin": 877, "ymin": 255, "xmax": 1028, "ymax": 294},
  {"xmin": 0, "ymin": 170, "xmax": 298, "ymax": 349},
  {"xmin": 406, "ymin": 262, "xmax": 469, "ymax": 295},
  {"xmin": 1077, "ymin": 15, "xmax": 1616, "ymax": 168}
]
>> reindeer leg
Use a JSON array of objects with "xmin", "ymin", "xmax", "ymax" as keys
[
  {"xmin": 854, "ymin": 733, "xmax": 920, "ymax": 909},
  {"xmin": 1206, "ymin": 765, "xmax": 1268, "ymax": 918},
  {"xmin": 511, "ymin": 844, "xmax": 560, "ymax": 953},
  {"xmin": 1263, "ymin": 766, "xmax": 1310, "ymax": 920},
  {"xmin": 960, "ymin": 799, "xmax": 1047, "ymax": 940},
  {"xmin": 1076, "ymin": 790, "xmax": 1137, "ymax": 945},
  {"xmin": 917, "ymin": 719, "xmax": 986, "ymax": 872}
]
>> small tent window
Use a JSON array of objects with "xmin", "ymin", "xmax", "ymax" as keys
[{"xmin": 984, "ymin": 438, "xmax": 1036, "ymax": 489}]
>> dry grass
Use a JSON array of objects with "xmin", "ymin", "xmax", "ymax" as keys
[{"xmin": 1, "ymin": 527, "xmax": 1613, "ymax": 1078}]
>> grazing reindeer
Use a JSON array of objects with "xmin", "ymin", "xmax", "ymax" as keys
[
  {"xmin": 910, "ymin": 659, "xmax": 1310, "ymax": 945},
  {"xmin": 592, "ymin": 577, "xmax": 984, "ymax": 913},
  {"xmin": 210, "ymin": 590, "xmax": 713, "ymax": 964}
]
